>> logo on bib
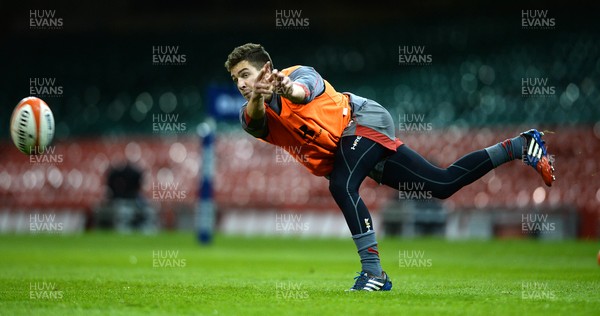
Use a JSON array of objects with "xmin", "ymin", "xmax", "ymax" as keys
[
  {"xmin": 297, "ymin": 124, "xmax": 316, "ymax": 139},
  {"xmin": 297, "ymin": 124, "xmax": 323, "ymax": 144},
  {"xmin": 295, "ymin": 124, "xmax": 323, "ymax": 146}
]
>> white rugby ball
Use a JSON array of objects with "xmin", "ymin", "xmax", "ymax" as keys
[{"xmin": 10, "ymin": 97, "xmax": 55, "ymax": 155}]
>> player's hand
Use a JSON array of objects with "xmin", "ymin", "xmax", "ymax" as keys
[
  {"xmin": 270, "ymin": 69, "xmax": 294, "ymax": 98},
  {"xmin": 250, "ymin": 62, "xmax": 274, "ymax": 101}
]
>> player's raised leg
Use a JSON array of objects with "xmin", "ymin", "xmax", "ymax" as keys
[{"xmin": 380, "ymin": 129, "xmax": 555, "ymax": 198}]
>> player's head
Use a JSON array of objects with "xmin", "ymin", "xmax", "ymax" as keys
[
  {"xmin": 225, "ymin": 43, "xmax": 273, "ymax": 73},
  {"xmin": 225, "ymin": 43, "xmax": 273, "ymax": 100}
]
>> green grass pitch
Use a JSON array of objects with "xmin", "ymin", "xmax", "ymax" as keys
[{"xmin": 0, "ymin": 232, "xmax": 599, "ymax": 315}]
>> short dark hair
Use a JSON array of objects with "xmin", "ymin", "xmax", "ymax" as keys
[{"xmin": 224, "ymin": 43, "xmax": 273, "ymax": 72}]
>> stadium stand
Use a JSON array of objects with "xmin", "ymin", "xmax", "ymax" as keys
[{"xmin": 0, "ymin": 126, "xmax": 597, "ymax": 237}]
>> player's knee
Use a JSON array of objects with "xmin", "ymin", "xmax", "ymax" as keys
[{"xmin": 328, "ymin": 178, "xmax": 356, "ymax": 200}]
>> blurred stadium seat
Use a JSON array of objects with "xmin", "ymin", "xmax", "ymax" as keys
[{"xmin": 1, "ymin": 126, "xmax": 598, "ymax": 237}]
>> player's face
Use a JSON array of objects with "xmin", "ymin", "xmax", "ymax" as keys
[{"xmin": 230, "ymin": 60, "xmax": 262, "ymax": 101}]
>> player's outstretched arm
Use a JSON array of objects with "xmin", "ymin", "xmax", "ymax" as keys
[
  {"xmin": 270, "ymin": 69, "xmax": 307, "ymax": 104},
  {"xmin": 246, "ymin": 62, "xmax": 272, "ymax": 120}
]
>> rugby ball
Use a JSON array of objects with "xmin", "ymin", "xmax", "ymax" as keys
[{"xmin": 10, "ymin": 97, "xmax": 55, "ymax": 155}]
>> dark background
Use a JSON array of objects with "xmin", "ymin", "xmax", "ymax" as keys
[{"xmin": 1, "ymin": 0, "xmax": 599, "ymax": 138}]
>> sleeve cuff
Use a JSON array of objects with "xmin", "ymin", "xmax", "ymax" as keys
[{"xmin": 295, "ymin": 83, "xmax": 309, "ymax": 102}]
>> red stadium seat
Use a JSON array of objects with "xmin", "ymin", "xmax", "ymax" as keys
[{"xmin": 0, "ymin": 126, "xmax": 598, "ymax": 234}]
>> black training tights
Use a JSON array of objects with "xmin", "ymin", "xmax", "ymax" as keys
[{"xmin": 329, "ymin": 136, "xmax": 495, "ymax": 235}]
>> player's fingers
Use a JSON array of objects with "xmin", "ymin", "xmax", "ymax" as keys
[
  {"xmin": 256, "ymin": 69, "xmax": 266, "ymax": 83},
  {"xmin": 264, "ymin": 73, "xmax": 273, "ymax": 83},
  {"xmin": 256, "ymin": 62, "xmax": 271, "ymax": 82},
  {"xmin": 255, "ymin": 87, "xmax": 273, "ymax": 95},
  {"xmin": 266, "ymin": 69, "xmax": 278, "ymax": 83},
  {"xmin": 271, "ymin": 69, "xmax": 281, "ymax": 81},
  {"xmin": 254, "ymin": 81, "xmax": 273, "ymax": 93},
  {"xmin": 263, "ymin": 61, "xmax": 271, "ymax": 73},
  {"xmin": 255, "ymin": 80, "xmax": 270, "ymax": 88},
  {"xmin": 274, "ymin": 72, "xmax": 286, "ymax": 86}
]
